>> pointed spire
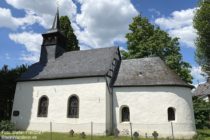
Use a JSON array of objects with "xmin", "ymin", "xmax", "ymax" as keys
[{"xmin": 51, "ymin": 7, "xmax": 60, "ymax": 30}]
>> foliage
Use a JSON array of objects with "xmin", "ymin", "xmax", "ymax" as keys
[
  {"xmin": 69, "ymin": 129, "xmax": 74, "ymax": 137},
  {"xmin": 193, "ymin": 96, "xmax": 210, "ymax": 129},
  {"xmin": 122, "ymin": 15, "xmax": 192, "ymax": 83},
  {"xmin": 192, "ymin": 134, "xmax": 205, "ymax": 140},
  {"xmin": 60, "ymin": 16, "xmax": 79, "ymax": 51},
  {"xmin": 193, "ymin": 0, "xmax": 210, "ymax": 76},
  {"xmin": 80, "ymin": 132, "xmax": 86, "ymax": 139},
  {"xmin": 0, "ymin": 64, "xmax": 28, "ymax": 120},
  {"xmin": 0, "ymin": 120, "xmax": 15, "ymax": 132},
  {"xmin": 152, "ymin": 131, "xmax": 158, "ymax": 139},
  {"xmin": 133, "ymin": 132, "xmax": 139, "ymax": 140},
  {"xmin": 196, "ymin": 129, "xmax": 210, "ymax": 140}
]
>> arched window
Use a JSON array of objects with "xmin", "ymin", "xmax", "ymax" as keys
[
  {"xmin": 37, "ymin": 96, "xmax": 49, "ymax": 117},
  {"xmin": 68, "ymin": 96, "xmax": 79, "ymax": 118},
  {"xmin": 121, "ymin": 106, "xmax": 130, "ymax": 122},
  {"xmin": 168, "ymin": 107, "xmax": 175, "ymax": 121}
]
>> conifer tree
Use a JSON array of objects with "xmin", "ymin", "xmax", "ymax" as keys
[{"xmin": 60, "ymin": 16, "xmax": 79, "ymax": 51}]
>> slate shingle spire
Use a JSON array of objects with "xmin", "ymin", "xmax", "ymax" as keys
[
  {"xmin": 51, "ymin": 7, "xmax": 60, "ymax": 31},
  {"xmin": 39, "ymin": 7, "xmax": 66, "ymax": 64}
]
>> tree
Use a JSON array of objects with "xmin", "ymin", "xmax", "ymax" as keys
[
  {"xmin": 122, "ymin": 15, "xmax": 192, "ymax": 83},
  {"xmin": 60, "ymin": 16, "xmax": 79, "ymax": 51},
  {"xmin": 0, "ymin": 64, "xmax": 28, "ymax": 120},
  {"xmin": 193, "ymin": 96, "xmax": 210, "ymax": 129},
  {"xmin": 193, "ymin": 0, "xmax": 210, "ymax": 76}
]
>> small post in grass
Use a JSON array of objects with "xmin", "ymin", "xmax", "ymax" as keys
[
  {"xmin": 130, "ymin": 122, "xmax": 133, "ymax": 140},
  {"xmin": 91, "ymin": 121, "xmax": 93, "ymax": 140},
  {"xmin": 50, "ymin": 121, "xmax": 52, "ymax": 140},
  {"xmin": 171, "ymin": 122, "xmax": 174, "ymax": 140}
]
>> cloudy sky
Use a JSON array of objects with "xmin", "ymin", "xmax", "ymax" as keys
[{"xmin": 0, "ymin": 0, "xmax": 206, "ymax": 84}]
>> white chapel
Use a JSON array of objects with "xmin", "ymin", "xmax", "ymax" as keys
[{"xmin": 11, "ymin": 10, "xmax": 196, "ymax": 138}]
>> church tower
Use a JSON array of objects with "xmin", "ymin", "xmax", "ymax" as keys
[{"xmin": 40, "ymin": 8, "xmax": 67, "ymax": 64}]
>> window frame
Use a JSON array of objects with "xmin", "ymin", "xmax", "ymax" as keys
[
  {"xmin": 168, "ymin": 107, "xmax": 176, "ymax": 122},
  {"xmin": 67, "ymin": 95, "xmax": 79, "ymax": 118},
  {"xmin": 37, "ymin": 95, "xmax": 49, "ymax": 118},
  {"xmin": 120, "ymin": 105, "xmax": 130, "ymax": 123}
]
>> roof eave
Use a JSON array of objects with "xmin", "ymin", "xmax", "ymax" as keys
[
  {"xmin": 17, "ymin": 75, "xmax": 107, "ymax": 82},
  {"xmin": 113, "ymin": 84, "xmax": 194, "ymax": 89}
]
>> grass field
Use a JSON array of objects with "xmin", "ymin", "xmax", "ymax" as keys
[
  {"xmin": 197, "ymin": 129, "xmax": 210, "ymax": 140},
  {"xmin": 1, "ymin": 130, "xmax": 210, "ymax": 140}
]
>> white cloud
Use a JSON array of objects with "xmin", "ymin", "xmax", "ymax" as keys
[
  {"xmin": 5, "ymin": 53, "xmax": 11, "ymax": 60},
  {"xmin": 5, "ymin": 0, "xmax": 76, "ymax": 16},
  {"xmin": 148, "ymin": 8, "xmax": 161, "ymax": 16},
  {"xmin": 20, "ymin": 52, "xmax": 40, "ymax": 62},
  {"xmin": 9, "ymin": 32, "xmax": 42, "ymax": 62},
  {"xmin": 0, "ymin": 7, "xmax": 46, "ymax": 30},
  {"xmin": 0, "ymin": 7, "xmax": 18, "ymax": 29},
  {"xmin": 9, "ymin": 32, "xmax": 42, "ymax": 52},
  {"xmin": 5, "ymin": 0, "xmax": 77, "ymax": 29},
  {"xmin": 76, "ymin": 0, "xmax": 138, "ymax": 48},
  {"xmin": 5, "ymin": 0, "xmax": 138, "ymax": 61},
  {"xmin": 155, "ymin": 8, "xmax": 197, "ymax": 48},
  {"xmin": 191, "ymin": 66, "xmax": 207, "ymax": 85}
]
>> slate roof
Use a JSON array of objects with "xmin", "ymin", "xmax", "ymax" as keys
[
  {"xmin": 19, "ymin": 47, "xmax": 119, "ymax": 81},
  {"xmin": 194, "ymin": 81, "xmax": 210, "ymax": 96},
  {"xmin": 19, "ymin": 47, "xmax": 191, "ymax": 88},
  {"xmin": 114, "ymin": 57, "xmax": 193, "ymax": 88}
]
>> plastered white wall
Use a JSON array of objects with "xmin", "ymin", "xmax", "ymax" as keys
[
  {"xmin": 113, "ymin": 86, "xmax": 196, "ymax": 138},
  {"xmin": 11, "ymin": 77, "xmax": 108, "ymax": 134},
  {"xmin": 11, "ymin": 77, "xmax": 196, "ymax": 138}
]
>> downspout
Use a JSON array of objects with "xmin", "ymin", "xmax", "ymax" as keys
[
  {"xmin": 105, "ymin": 77, "xmax": 114, "ymax": 135},
  {"xmin": 105, "ymin": 47, "xmax": 121, "ymax": 135}
]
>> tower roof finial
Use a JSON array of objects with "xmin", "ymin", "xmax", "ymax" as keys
[{"xmin": 51, "ymin": 1, "xmax": 60, "ymax": 30}]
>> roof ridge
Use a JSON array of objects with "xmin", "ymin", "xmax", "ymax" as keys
[
  {"xmin": 122, "ymin": 57, "xmax": 161, "ymax": 61},
  {"xmin": 64, "ymin": 46, "xmax": 118, "ymax": 54}
]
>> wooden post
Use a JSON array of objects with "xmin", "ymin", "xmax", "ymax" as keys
[
  {"xmin": 130, "ymin": 122, "xmax": 133, "ymax": 140},
  {"xmin": 50, "ymin": 122, "xmax": 52, "ymax": 140},
  {"xmin": 91, "ymin": 122, "xmax": 93, "ymax": 140},
  {"xmin": 171, "ymin": 122, "xmax": 174, "ymax": 140}
]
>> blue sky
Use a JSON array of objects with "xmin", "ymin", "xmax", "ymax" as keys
[{"xmin": 0, "ymin": 0, "xmax": 206, "ymax": 85}]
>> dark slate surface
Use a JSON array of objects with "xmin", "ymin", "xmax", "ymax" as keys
[
  {"xmin": 19, "ymin": 47, "xmax": 118, "ymax": 81},
  {"xmin": 114, "ymin": 57, "xmax": 192, "ymax": 87},
  {"xmin": 194, "ymin": 81, "xmax": 210, "ymax": 96}
]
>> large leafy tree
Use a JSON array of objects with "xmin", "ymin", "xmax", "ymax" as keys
[
  {"xmin": 0, "ymin": 65, "xmax": 28, "ymax": 120},
  {"xmin": 193, "ymin": 96, "xmax": 210, "ymax": 129},
  {"xmin": 193, "ymin": 0, "xmax": 210, "ymax": 76},
  {"xmin": 60, "ymin": 16, "xmax": 79, "ymax": 51},
  {"xmin": 122, "ymin": 15, "xmax": 192, "ymax": 83}
]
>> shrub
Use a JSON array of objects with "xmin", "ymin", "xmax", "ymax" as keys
[
  {"xmin": 152, "ymin": 131, "xmax": 158, "ymax": 139},
  {"xmin": 80, "ymin": 132, "xmax": 86, "ymax": 139},
  {"xmin": 69, "ymin": 129, "xmax": 74, "ymax": 137},
  {"xmin": 133, "ymin": 131, "xmax": 139, "ymax": 140},
  {"xmin": 0, "ymin": 120, "xmax": 15, "ymax": 132},
  {"xmin": 192, "ymin": 134, "xmax": 205, "ymax": 140}
]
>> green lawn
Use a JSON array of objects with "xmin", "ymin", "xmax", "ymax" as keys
[
  {"xmin": 0, "ymin": 132, "xmax": 173, "ymax": 140},
  {"xmin": 1, "ymin": 132, "xmax": 149, "ymax": 140},
  {"xmin": 197, "ymin": 129, "xmax": 210, "ymax": 140},
  {"xmin": 1, "ymin": 130, "xmax": 210, "ymax": 140}
]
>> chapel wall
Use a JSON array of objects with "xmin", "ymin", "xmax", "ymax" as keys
[
  {"xmin": 11, "ymin": 77, "xmax": 108, "ymax": 134},
  {"xmin": 113, "ymin": 86, "xmax": 196, "ymax": 138}
]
